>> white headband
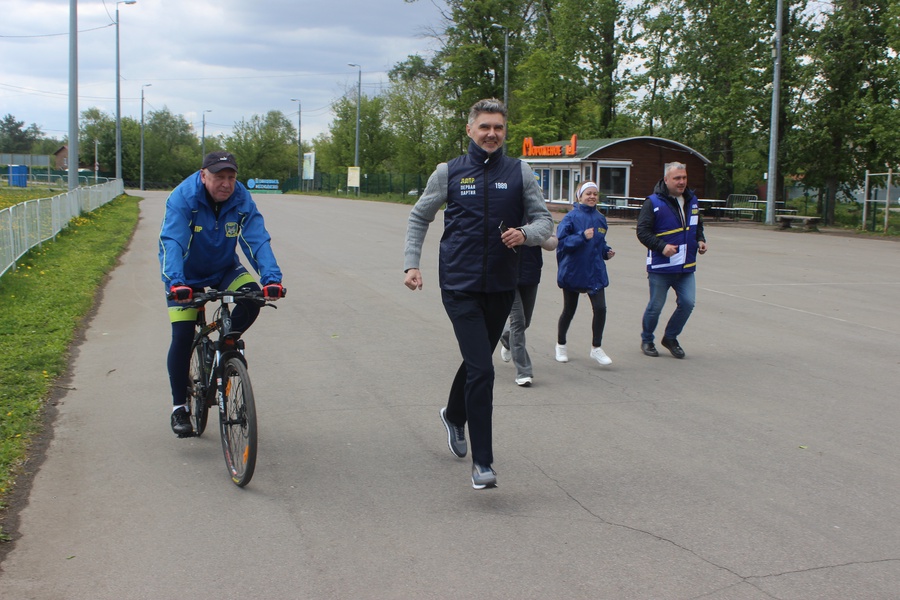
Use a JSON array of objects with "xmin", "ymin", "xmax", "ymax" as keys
[{"xmin": 578, "ymin": 182, "xmax": 599, "ymax": 198}]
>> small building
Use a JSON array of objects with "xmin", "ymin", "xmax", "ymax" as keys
[
  {"xmin": 520, "ymin": 135, "xmax": 711, "ymax": 204},
  {"xmin": 53, "ymin": 146, "xmax": 69, "ymax": 170}
]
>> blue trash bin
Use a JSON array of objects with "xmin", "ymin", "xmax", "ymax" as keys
[{"xmin": 8, "ymin": 165, "xmax": 27, "ymax": 187}]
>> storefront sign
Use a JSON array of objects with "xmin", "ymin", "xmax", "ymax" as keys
[{"xmin": 522, "ymin": 134, "xmax": 578, "ymax": 157}]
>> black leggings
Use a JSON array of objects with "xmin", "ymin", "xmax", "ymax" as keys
[
  {"xmin": 557, "ymin": 288, "xmax": 607, "ymax": 348},
  {"xmin": 167, "ymin": 283, "xmax": 261, "ymax": 406}
]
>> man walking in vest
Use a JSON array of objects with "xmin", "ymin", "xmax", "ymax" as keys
[
  {"xmin": 403, "ymin": 98, "xmax": 552, "ymax": 489},
  {"xmin": 636, "ymin": 162, "xmax": 708, "ymax": 359}
]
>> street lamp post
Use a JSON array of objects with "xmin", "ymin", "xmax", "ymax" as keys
[
  {"xmin": 348, "ymin": 64, "xmax": 361, "ymax": 196},
  {"xmin": 115, "ymin": 0, "xmax": 137, "ymax": 183},
  {"xmin": 291, "ymin": 98, "xmax": 302, "ymax": 191},
  {"xmin": 94, "ymin": 139, "xmax": 99, "ymax": 184},
  {"xmin": 140, "ymin": 83, "xmax": 151, "ymax": 190},
  {"xmin": 201, "ymin": 109, "xmax": 212, "ymax": 156},
  {"xmin": 764, "ymin": 0, "xmax": 784, "ymax": 226},
  {"xmin": 491, "ymin": 24, "xmax": 509, "ymax": 109}
]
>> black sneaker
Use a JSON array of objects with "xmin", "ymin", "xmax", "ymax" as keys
[
  {"xmin": 440, "ymin": 408, "xmax": 467, "ymax": 458},
  {"xmin": 171, "ymin": 407, "xmax": 193, "ymax": 437}
]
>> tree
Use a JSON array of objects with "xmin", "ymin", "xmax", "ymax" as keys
[
  {"xmin": 640, "ymin": 0, "xmax": 772, "ymax": 198},
  {"xmin": 142, "ymin": 107, "xmax": 200, "ymax": 185},
  {"xmin": 314, "ymin": 92, "xmax": 394, "ymax": 175},
  {"xmin": 384, "ymin": 55, "xmax": 457, "ymax": 177},
  {"xmin": 0, "ymin": 114, "xmax": 43, "ymax": 153},
  {"xmin": 791, "ymin": 0, "xmax": 899, "ymax": 224},
  {"xmin": 436, "ymin": 0, "xmax": 537, "ymax": 149},
  {"xmin": 79, "ymin": 107, "xmax": 115, "ymax": 172},
  {"xmin": 224, "ymin": 110, "xmax": 297, "ymax": 181}
]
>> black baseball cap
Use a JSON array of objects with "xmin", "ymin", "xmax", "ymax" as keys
[{"xmin": 202, "ymin": 151, "xmax": 238, "ymax": 173}]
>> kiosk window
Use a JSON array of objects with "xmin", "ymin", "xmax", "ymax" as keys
[{"xmin": 599, "ymin": 167, "xmax": 627, "ymax": 196}]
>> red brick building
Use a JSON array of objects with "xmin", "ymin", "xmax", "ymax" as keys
[{"xmin": 520, "ymin": 136, "xmax": 710, "ymax": 205}]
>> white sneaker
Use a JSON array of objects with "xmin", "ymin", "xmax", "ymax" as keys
[
  {"xmin": 500, "ymin": 344, "xmax": 511, "ymax": 363},
  {"xmin": 590, "ymin": 347, "xmax": 612, "ymax": 365},
  {"xmin": 515, "ymin": 376, "xmax": 532, "ymax": 387},
  {"xmin": 555, "ymin": 344, "xmax": 568, "ymax": 363}
]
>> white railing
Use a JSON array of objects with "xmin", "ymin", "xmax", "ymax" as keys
[{"xmin": 0, "ymin": 179, "xmax": 124, "ymax": 279}]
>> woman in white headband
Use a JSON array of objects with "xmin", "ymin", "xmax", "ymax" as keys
[{"xmin": 554, "ymin": 181, "xmax": 616, "ymax": 365}]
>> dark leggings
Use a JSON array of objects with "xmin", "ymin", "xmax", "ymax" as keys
[
  {"xmin": 167, "ymin": 283, "xmax": 261, "ymax": 406},
  {"xmin": 557, "ymin": 288, "xmax": 607, "ymax": 348}
]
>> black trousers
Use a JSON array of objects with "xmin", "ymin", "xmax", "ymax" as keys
[
  {"xmin": 441, "ymin": 289, "xmax": 515, "ymax": 467},
  {"xmin": 557, "ymin": 288, "xmax": 608, "ymax": 348}
]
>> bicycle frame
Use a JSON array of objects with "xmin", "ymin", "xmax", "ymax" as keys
[{"xmin": 191, "ymin": 291, "xmax": 261, "ymax": 418}]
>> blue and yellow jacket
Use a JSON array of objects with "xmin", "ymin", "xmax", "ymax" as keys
[
  {"xmin": 158, "ymin": 171, "xmax": 282, "ymax": 288},
  {"xmin": 636, "ymin": 179, "xmax": 705, "ymax": 274}
]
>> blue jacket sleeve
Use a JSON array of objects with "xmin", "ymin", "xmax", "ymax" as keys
[
  {"xmin": 236, "ymin": 193, "xmax": 282, "ymax": 285},
  {"xmin": 158, "ymin": 185, "xmax": 193, "ymax": 286}
]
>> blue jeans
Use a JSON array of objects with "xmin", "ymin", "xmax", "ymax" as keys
[{"xmin": 641, "ymin": 272, "xmax": 695, "ymax": 343}]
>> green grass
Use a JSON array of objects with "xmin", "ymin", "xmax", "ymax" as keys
[
  {"xmin": 0, "ymin": 194, "xmax": 140, "ymax": 540},
  {"xmin": 0, "ymin": 185, "xmax": 70, "ymax": 210}
]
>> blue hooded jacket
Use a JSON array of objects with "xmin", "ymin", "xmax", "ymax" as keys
[
  {"xmin": 158, "ymin": 171, "xmax": 282, "ymax": 288},
  {"xmin": 556, "ymin": 202, "xmax": 612, "ymax": 293}
]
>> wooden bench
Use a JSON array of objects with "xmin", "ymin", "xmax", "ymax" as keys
[
  {"xmin": 775, "ymin": 208, "xmax": 798, "ymax": 215},
  {"xmin": 778, "ymin": 215, "xmax": 821, "ymax": 231}
]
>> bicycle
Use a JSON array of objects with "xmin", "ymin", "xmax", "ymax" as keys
[{"xmin": 172, "ymin": 287, "xmax": 283, "ymax": 487}]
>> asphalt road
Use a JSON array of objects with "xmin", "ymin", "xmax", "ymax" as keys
[{"xmin": 1, "ymin": 191, "xmax": 899, "ymax": 599}]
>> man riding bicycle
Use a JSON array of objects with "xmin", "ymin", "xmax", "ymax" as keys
[{"xmin": 159, "ymin": 151, "xmax": 284, "ymax": 437}]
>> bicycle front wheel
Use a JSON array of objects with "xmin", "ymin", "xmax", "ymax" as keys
[
  {"xmin": 188, "ymin": 338, "xmax": 211, "ymax": 436},
  {"xmin": 218, "ymin": 356, "xmax": 257, "ymax": 487}
]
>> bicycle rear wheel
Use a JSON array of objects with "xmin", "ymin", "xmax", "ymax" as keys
[
  {"xmin": 219, "ymin": 356, "xmax": 257, "ymax": 487},
  {"xmin": 188, "ymin": 338, "xmax": 211, "ymax": 436}
]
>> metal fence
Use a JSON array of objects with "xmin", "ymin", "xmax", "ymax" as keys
[{"xmin": 0, "ymin": 179, "xmax": 124, "ymax": 279}]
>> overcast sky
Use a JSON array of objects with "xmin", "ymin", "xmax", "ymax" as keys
[{"xmin": 1, "ymin": 0, "xmax": 446, "ymax": 144}]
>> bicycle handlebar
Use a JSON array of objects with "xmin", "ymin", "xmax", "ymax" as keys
[{"xmin": 166, "ymin": 287, "xmax": 285, "ymax": 307}]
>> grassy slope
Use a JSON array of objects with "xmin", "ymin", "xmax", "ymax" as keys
[{"xmin": 0, "ymin": 194, "xmax": 140, "ymax": 541}]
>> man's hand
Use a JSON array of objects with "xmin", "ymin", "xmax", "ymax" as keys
[
  {"xmin": 583, "ymin": 227, "xmax": 594, "ymax": 240},
  {"xmin": 262, "ymin": 283, "xmax": 286, "ymax": 300},
  {"xmin": 169, "ymin": 285, "xmax": 193, "ymax": 303},
  {"xmin": 501, "ymin": 227, "xmax": 526, "ymax": 249},
  {"xmin": 404, "ymin": 268, "xmax": 423, "ymax": 291},
  {"xmin": 698, "ymin": 241, "xmax": 708, "ymax": 255},
  {"xmin": 662, "ymin": 244, "xmax": 679, "ymax": 257}
]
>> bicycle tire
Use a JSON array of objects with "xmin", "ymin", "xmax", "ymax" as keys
[
  {"xmin": 188, "ymin": 338, "xmax": 211, "ymax": 436},
  {"xmin": 219, "ymin": 356, "xmax": 257, "ymax": 487}
]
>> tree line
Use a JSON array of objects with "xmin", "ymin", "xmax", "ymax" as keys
[{"xmin": 3, "ymin": 0, "xmax": 897, "ymax": 224}]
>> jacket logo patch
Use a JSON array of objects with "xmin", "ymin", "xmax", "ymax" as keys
[
  {"xmin": 459, "ymin": 177, "xmax": 476, "ymax": 196},
  {"xmin": 225, "ymin": 222, "xmax": 239, "ymax": 237},
  {"xmin": 194, "ymin": 225, "xmax": 203, "ymax": 232}
]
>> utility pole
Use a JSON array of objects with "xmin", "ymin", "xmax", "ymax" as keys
[{"xmin": 765, "ymin": 0, "xmax": 784, "ymax": 226}]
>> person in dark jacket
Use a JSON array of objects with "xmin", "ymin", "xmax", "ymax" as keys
[
  {"xmin": 554, "ymin": 181, "xmax": 615, "ymax": 366},
  {"xmin": 636, "ymin": 162, "xmax": 707, "ymax": 359},
  {"xmin": 159, "ymin": 151, "xmax": 284, "ymax": 437},
  {"xmin": 499, "ymin": 230, "xmax": 558, "ymax": 387},
  {"xmin": 403, "ymin": 98, "xmax": 553, "ymax": 490}
]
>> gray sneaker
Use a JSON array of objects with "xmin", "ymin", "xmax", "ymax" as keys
[
  {"xmin": 472, "ymin": 463, "xmax": 497, "ymax": 489},
  {"xmin": 440, "ymin": 408, "xmax": 467, "ymax": 458}
]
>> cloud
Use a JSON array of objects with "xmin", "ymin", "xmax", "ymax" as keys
[{"xmin": 0, "ymin": 0, "xmax": 444, "ymax": 140}]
